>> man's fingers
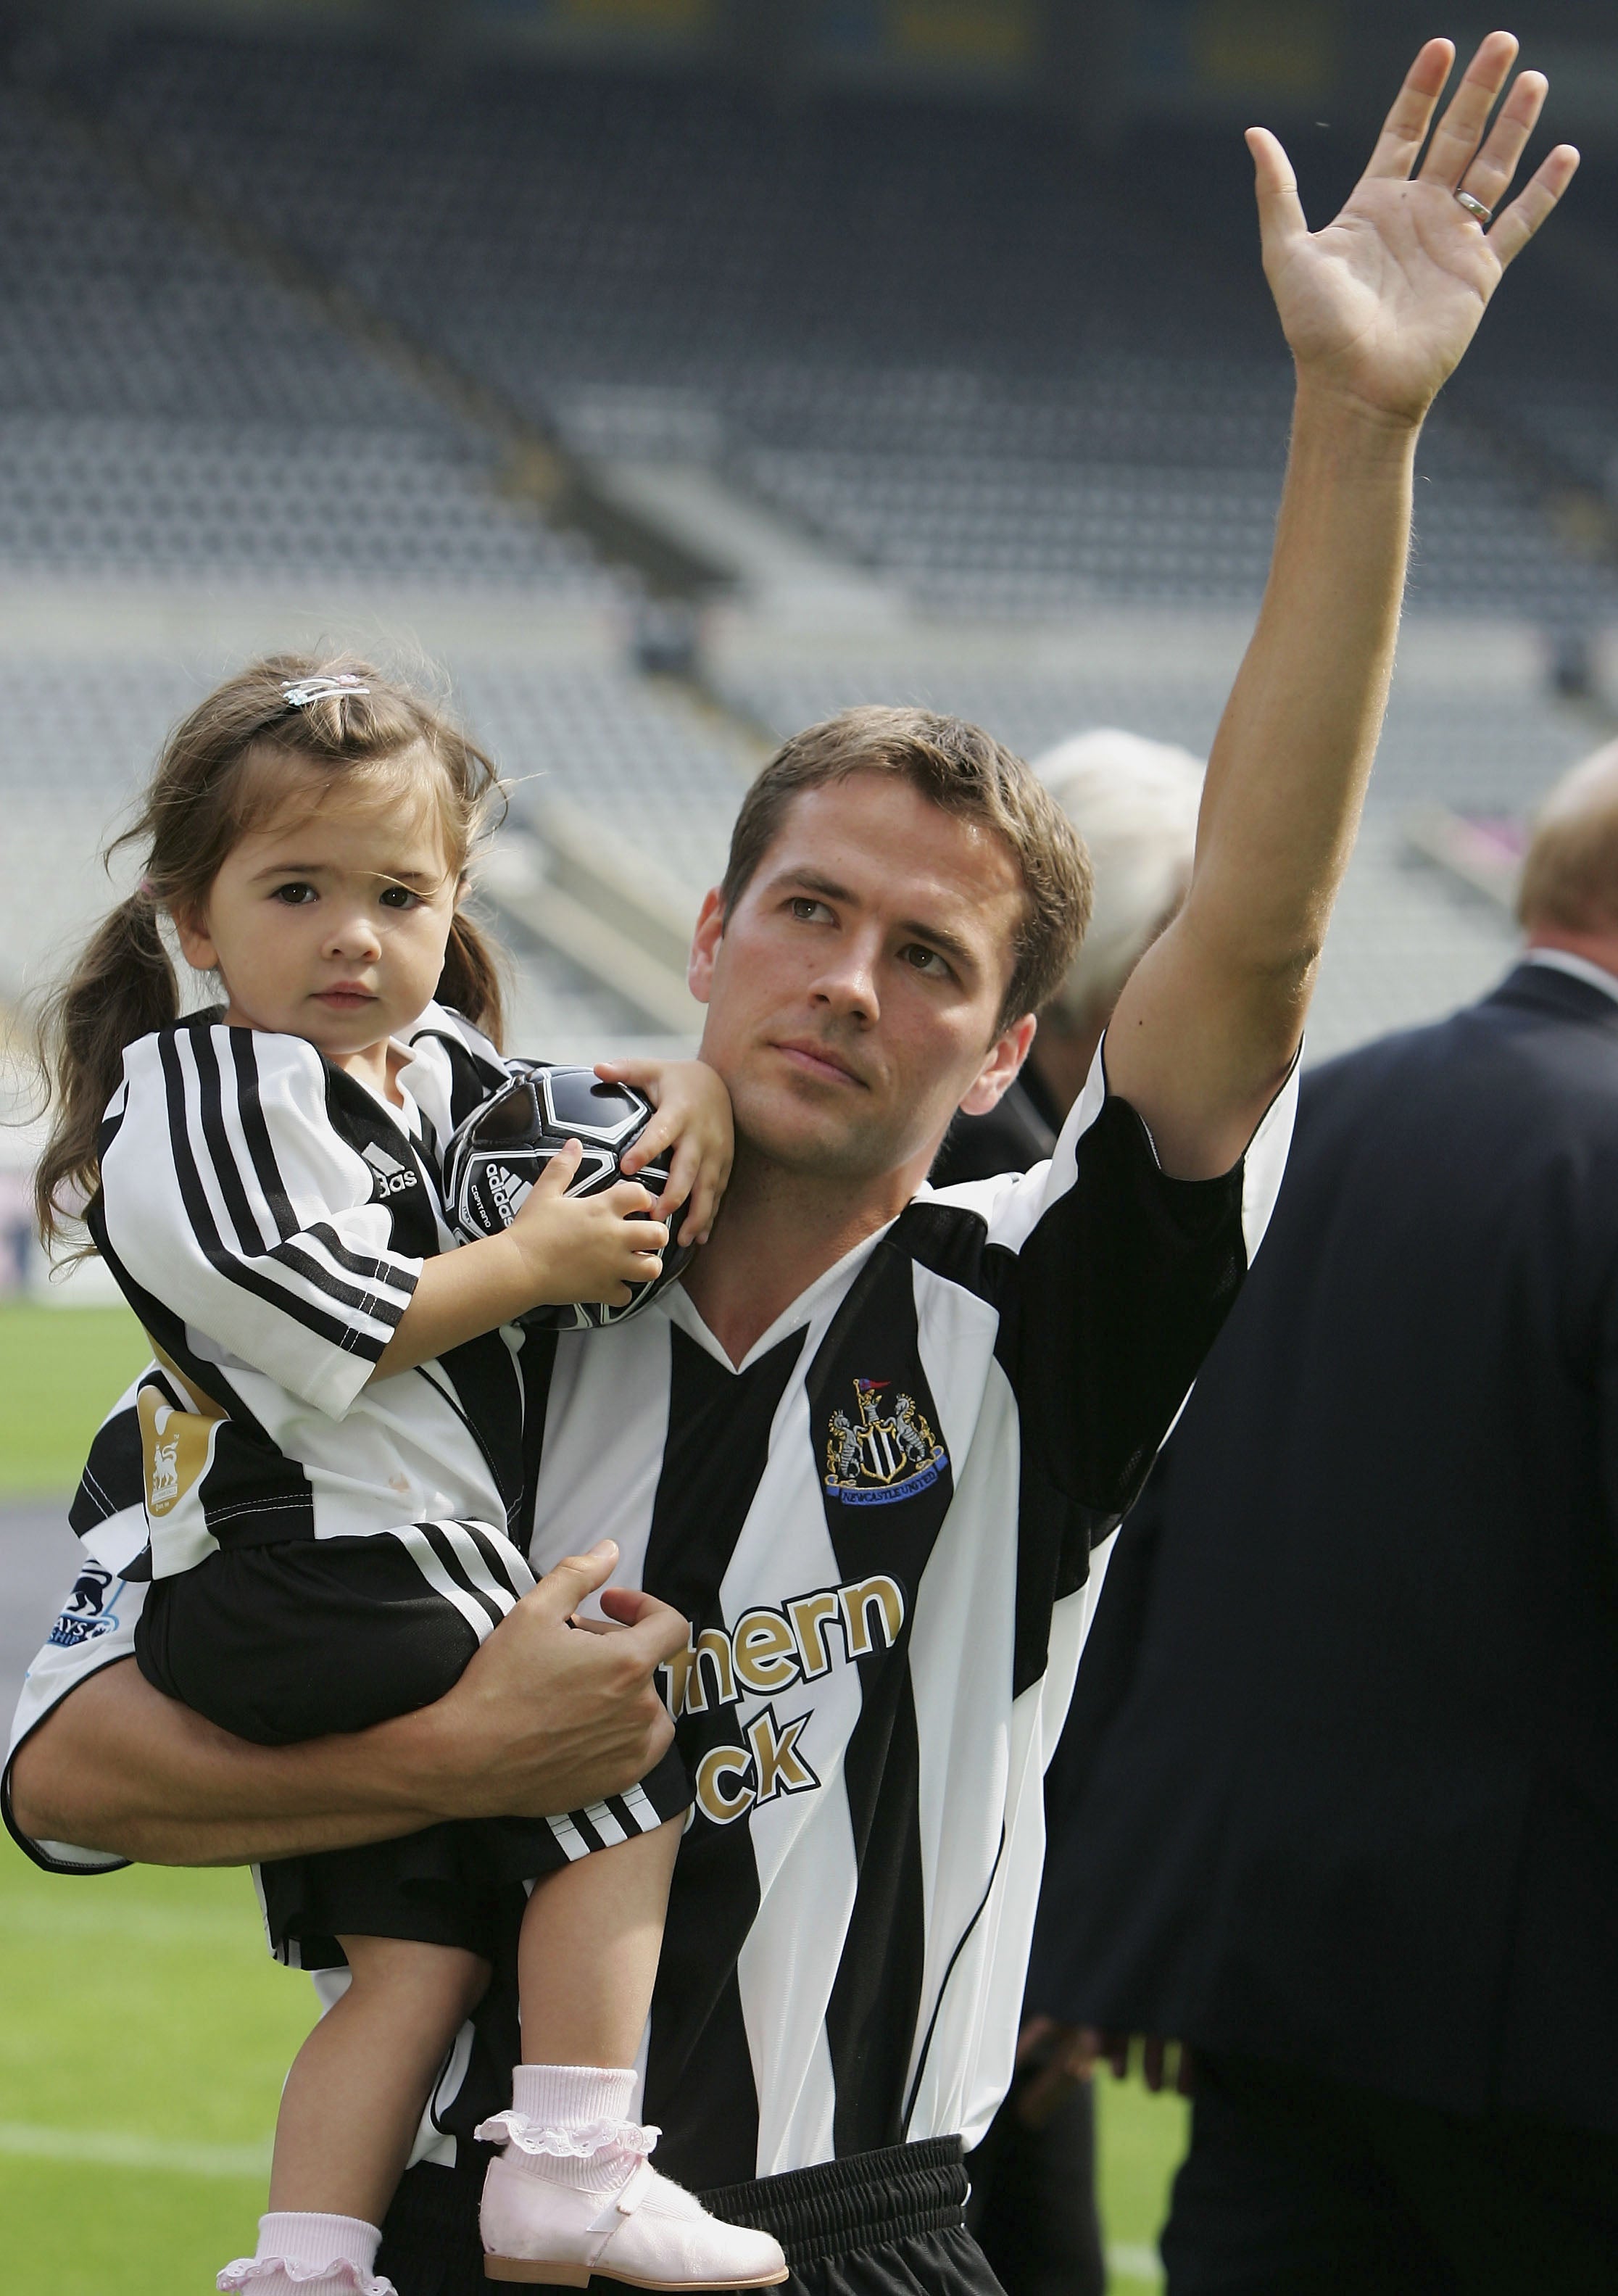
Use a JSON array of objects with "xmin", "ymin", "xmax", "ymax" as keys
[
  {"xmin": 1458, "ymin": 68, "xmax": 1547, "ymax": 216},
  {"xmin": 1418, "ymin": 29, "xmax": 1519, "ymax": 187},
  {"xmin": 605, "ymin": 1586, "xmax": 692, "ymax": 1668},
  {"xmin": 1014, "ymin": 2063, "xmax": 1074, "ymax": 2131},
  {"xmin": 527, "ymin": 1542, "xmax": 619, "ymax": 1619},
  {"xmin": 1362, "ymin": 36, "xmax": 1456, "ymax": 179},
  {"xmin": 1488, "ymin": 141, "xmax": 1580, "ymax": 269},
  {"xmin": 1014, "ymin": 2013, "xmax": 1057, "ymax": 2068},
  {"xmin": 1245, "ymin": 128, "xmax": 1307, "ymax": 257}
]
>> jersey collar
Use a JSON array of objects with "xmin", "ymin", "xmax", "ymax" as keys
[{"xmin": 660, "ymin": 1215, "xmax": 900, "ymax": 1375}]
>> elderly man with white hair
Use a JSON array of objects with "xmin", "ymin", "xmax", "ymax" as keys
[{"xmin": 933, "ymin": 729, "xmax": 1205, "ymax": 1188}]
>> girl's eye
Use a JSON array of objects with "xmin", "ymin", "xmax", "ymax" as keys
[
  {"xmin": 379, "ymin": 886, "xmax": 423, "ymax": 911},
  {"xmin": 272, "ymin": 882, "xmax": 317, "ymax": 906}
]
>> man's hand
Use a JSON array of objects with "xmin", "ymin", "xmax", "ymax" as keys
[
  {"xmin": 405, "ymin": 1541, "xmax": 685, "ymax": 1820},
  {"xmin": 1106, "ymin": 33, "xmax": 1575, "ymax": 1182},
  {"xmin": 1012, "ymin": 2016, "xmax": 1194, "ymax": 2129},
  {"xmin": 9, "ymin": 1543, "xmax": 686, "ymax": 1868},
  {"xmin": 1253, "ymin": 33, "xmax": 1577, "ymax": 428}
]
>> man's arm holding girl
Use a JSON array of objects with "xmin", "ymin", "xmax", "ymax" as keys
[{"xmin": 9, "ymin": 1541, "xmax": 685, "ymax": 1867}]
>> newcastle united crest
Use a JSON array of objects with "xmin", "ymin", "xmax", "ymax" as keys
[{"xmin": 824, "ymin": 1378, "xmax": 948, "ymax": 1507}]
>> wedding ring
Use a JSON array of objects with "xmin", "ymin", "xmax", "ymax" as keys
[{"xmin": 1454, "ymin": 189, "xmax": 1493, "ymax": 226}]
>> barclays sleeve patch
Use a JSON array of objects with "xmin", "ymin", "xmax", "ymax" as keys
[{"xmin": 46, "ymin": 1564, "xmax": 121, "ymax": 1649}]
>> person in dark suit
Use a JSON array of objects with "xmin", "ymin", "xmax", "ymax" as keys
[
  {"xmin": 937, "ymin": 729, "xmax": 1203, "ymax": 2296},
  {"xmin": 1026, "ymin": 742, "xmax": 1618, "ymax": 2293}
]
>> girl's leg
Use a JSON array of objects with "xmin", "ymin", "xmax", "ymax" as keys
[
  {"xmin": 221, "ymin": 1939, "xmax": 487, "ymax": 2295},
  {"xmin": 477, "ymin": 1820, "xmax": 787, "ymax": 2287},
  {"xmin": 517, "ymin": 1812, "xmax": 681, "ymax": 2068},
  {"xmin": 269, "ymin": 1936, "xmax": 489, "ymax": 2220}
]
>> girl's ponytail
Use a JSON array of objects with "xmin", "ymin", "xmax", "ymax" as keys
[
  {"xmin": 437, "ymin": 910, "xmax": 507, "ymax": 1049},
  {"xmin": 34, "ymin": 890, "xmax": 179, "ymax": 1245}
]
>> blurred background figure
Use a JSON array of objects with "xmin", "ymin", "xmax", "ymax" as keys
[
  {"xmin": 1026, "ymin": 742, "xmax": 1618, "ymax": 2295},
  {"xmin": 935, "ymin": 729, "xmax": 1204, "ymax": 1185},
  {"xmin": 939, "ymin": 728, "xmax": 1202, "ymax": 2296}
]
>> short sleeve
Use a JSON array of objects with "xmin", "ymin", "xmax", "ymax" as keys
[
  {"xmin": 950, "ymin": 1040, "xmax": 1298, "ymax": 1522},
  {"xmin": 96, "ymin": 1026, "xmax": 423, "ymax": 1418}
]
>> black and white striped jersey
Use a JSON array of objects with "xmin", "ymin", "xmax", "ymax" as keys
[
  {"xmin": 7, "ymin": 1050, "xmax": 1296, "ymax": 2190},
  {"xmin": 86, "ymin": 1001, "xmax": 528, "ymax": 1578}
]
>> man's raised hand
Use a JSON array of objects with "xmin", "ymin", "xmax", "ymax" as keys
[{"xmin": 1250, "ymin": 31, "xmax": 1578, "ymax": 429}]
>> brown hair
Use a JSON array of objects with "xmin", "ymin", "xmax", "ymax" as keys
[
  {"xmin": 1516, "ymin": 739, "xmax": 1618, "ymax": 935},
  {"xmin": 720, "ymin": 705, "xmax": 1092, "ymax": 1027},
  {"xmin": 35, "ymin": 652, "xmax": 507, "ymax": 1245}
]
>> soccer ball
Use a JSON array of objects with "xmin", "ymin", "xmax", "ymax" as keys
[{"xmin": 444, "ymin": 1063, "xmax": 693, "ymax": 1329}]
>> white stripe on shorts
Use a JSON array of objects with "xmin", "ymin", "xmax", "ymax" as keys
[
  {"xmin": 620, "ymin": 1781, "xmax": 660, "ymax": 1833},
  {"xmin": 438, "ymin": 1520, "xmax": 533, "ymax": 1614},
  {"xmin": 581, "ymin": 1799, "xmax": 628, "ymax": 1847},
  {"xmin": 392, "ymin": 1524, "xmax": 497, "ymax": 1644},
  {"xmin": 546, "ymin": 1812, "xmax": 592, "ymax": 1862}
]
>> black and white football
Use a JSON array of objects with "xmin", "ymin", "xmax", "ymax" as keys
[{"xmin": 444, "ymin": 1063, "xmax": 692, "ymax": 1329}]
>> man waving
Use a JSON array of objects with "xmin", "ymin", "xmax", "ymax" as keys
[{"xmin": 7, "ymin": 36, "xmax": 1577, "ymax": 2296}]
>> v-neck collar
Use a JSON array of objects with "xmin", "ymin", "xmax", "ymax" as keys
[{"xmin": 660, "ymin": 1214, "xmax": 900, "ymax": 1375}]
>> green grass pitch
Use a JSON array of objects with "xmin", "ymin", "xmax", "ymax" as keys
[
  {"xmin": 0, "ymin": 1301, "xmax": 1187, "ymax": 2287},
  {"xmin": 0, "ymin": 1301, "xmax": 156, "ymax": 1496}
]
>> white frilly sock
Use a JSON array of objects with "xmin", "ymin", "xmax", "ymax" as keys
[
  {"xmin": 217, "ymin": 2211, "xmax": 393, "ymax": 2295},
  {"xmin": 474, "ymin": 2063, "xmax": 658, "ymax": 2192}
]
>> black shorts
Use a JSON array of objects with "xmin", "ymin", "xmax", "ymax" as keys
[
  {"xmin": 376, "ymin": 2135, "xmax": 1001, "ymax": 2296},
  {"xmin": 135, "ymin": 1520, "xmax": 691, "ymax": 1969}
]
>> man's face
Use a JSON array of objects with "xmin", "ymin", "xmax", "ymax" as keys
[{"xmin": 691, "ymin": 772, "xmax": 1033, "ymax": 1186}]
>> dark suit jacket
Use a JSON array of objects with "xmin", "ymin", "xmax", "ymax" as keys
[{"xmin": 1030, "ymin": 962, "xmax": 1618, "ymax": 2139}]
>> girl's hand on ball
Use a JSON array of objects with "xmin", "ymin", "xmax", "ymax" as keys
[
  {"xmin": 507, "ymin": 1139, "xmax": 670, "ymax": 1307},
  {"xmin": 597, "ymin": 1056, "xmax": 734, "ymax": 1247}
]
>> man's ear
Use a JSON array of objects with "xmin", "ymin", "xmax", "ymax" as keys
[
  {"xmin": 958, "ymin": 1013, "xmax": 1037, "ymax": 1119},
  {"xmin": 687, "ymin": 886, "xmax": 723, "ymax": 1007}
]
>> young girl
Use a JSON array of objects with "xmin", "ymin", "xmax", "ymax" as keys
[{"xmin": 34, "ymin": 658, "xmax": 787, "ymax": 2296}]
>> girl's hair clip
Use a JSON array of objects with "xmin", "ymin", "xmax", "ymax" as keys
[{"xmin": 281, "ymin": 674, "xmax": 370, "ymax": 709}]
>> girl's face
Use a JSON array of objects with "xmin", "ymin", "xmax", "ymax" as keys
[{"xmin": 175, "ymin": 754, "xmax": 460, "ymax": 1067}]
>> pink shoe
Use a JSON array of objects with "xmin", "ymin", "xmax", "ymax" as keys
[{"xmin": 476, "ymin": 2144, "xmax": 788, "ymax": 2289}]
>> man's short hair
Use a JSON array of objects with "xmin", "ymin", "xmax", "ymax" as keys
[
  {"xmin": 1517, "ymin": 739, "xmax": 1618, "ymax": 934},
  {"xmin": 1032, "ymin": 729, "xmax": 1204, "ymax": 1031},
  {"xmin": 721, "ymin": 705, "xmax": 1093, "ymax": 1028}
]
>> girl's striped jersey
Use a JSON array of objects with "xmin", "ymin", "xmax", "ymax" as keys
[
  {"xmin": 86, "ymin": 1001, "xmax": 523, "ymax": 1580},
  {"xmin": 6, "ymin": 1034, "xmax": 1297, "ymax": 2193}
]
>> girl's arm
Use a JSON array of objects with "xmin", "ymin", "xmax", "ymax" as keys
[
  {"xmin": 378, "ymin": 1060, "xmax": 733, "ymax": 1377},
  {"xmin": 372, "ymin": 1139, "xmax": 668, "ymax": 1380},
  {"xmin": 597, "ymin": 1058, "xmax": 734, "ymax": 1247}
]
